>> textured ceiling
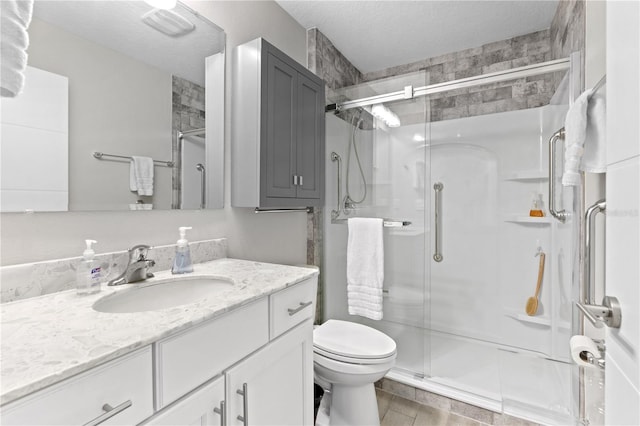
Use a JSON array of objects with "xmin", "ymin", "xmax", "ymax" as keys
[{"xmin": 275, "ymin": 0, "xmax": 559, "ymax": 74}]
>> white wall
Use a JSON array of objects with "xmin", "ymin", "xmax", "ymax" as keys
[
  {"xmin": 0, "ymin": 1, "xmax": 308, "ymax": 266},
  {"xmin": 28, "ymin": 18, "xmax": 174, "ymax": 211},
  {"xmin": 604, "ymin": 2, "xmax": 640, "ymax": 425}
]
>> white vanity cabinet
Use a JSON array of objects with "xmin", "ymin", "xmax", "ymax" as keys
[
  {"xmin": 1, "ymin": 347, "xmax": 154, "ymax": 425},
  {"xmin": 143, "ymin": 376, "xmax": 225, "ymax": 426},
  {"xmin": 1, "ymin": 275, "xmax": 317, "ymax": 426},
  {"xmin": 226, "ymin": 322, "xmax": 313, "ymax": 426}
]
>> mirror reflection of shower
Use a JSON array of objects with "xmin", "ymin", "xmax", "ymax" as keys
[
  {"xmin": 195, "ymin": 163, "xmax": 206, "ymax": 209},
  {"xmin": 177, "ymin": 128, "xmax": 206, "ymax": 209}
]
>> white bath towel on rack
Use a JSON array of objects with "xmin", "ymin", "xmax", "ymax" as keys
[
  {"xmin": 130, "ymin": 156, "xmax": 154, "ymax": 196},
  {"xmin": 347, "ymin": 217, "xmax": 384, "ymax": 320},
  {"xmin": 1, "ymin": 0, "xmax": 34, "ymax": 97},
  {"xmin": 562, "ymin": 86, "xmax": 607, "ymax": 186}
]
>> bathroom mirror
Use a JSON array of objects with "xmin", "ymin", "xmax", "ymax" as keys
[{"xmin": 0, "ymin": 0, "xmax": 225, "ymax": 212}]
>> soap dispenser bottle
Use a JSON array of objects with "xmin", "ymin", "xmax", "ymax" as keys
[
  {"xmin": 172, "ymin": 226, "xmax": 194, "ymax": 274},
  {"xmin": 77, "ymin": 239, "xmax": 102, "ymax": 295}
]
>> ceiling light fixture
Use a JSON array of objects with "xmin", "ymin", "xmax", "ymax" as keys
[
  {"xmin": 371, "ymin": 104, "xmax": 401, "ymax": 128},
  {"xmin": 144, "ymin": 0, "xmax": 177, "ymax": 10}
]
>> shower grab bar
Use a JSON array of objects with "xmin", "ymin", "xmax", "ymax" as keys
[
  {"xmin": 433, "ymin": 182, "xmax": 443, "ymax": 262},
  {"xmin": 576, "ymin": 198, "xmax": 622, "ymax": 328},
  {"xmin": 548, "ymin": 128, "xmax": 568, "ymax": 223},
  {"xmin": 330, "ymin": 152, "xmax": 343, "ymax": 220},
  {"xmin": 93, "ymin": 151, "xmax": 174, "ymax": 167},
  {"xmin": 584, "ymin": 199, "xmax": 605, "ymax": 305},
  {"xmin": 196, "ymin": 163, "xmax": 206, "ymax": 209}
]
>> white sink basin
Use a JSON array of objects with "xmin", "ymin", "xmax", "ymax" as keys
[{"xmin": 93, "ymin": 276, "xmax": 234, "ymax": 313}]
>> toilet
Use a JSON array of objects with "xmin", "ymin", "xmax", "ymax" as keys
[{"xmin": 313, "ymin": 320, "xmax": 397, "ymax": 426}]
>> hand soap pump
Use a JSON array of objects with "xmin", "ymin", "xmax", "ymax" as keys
[
  {"xmin": 172, "ymin": 226, "xmax": 194, "ymax": 274},
  {"xmin": 77, "ymin": 239, "xmax": 101, "ymax": 295}
]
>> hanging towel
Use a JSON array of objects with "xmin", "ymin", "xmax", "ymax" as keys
[
  {"xmin": 0, "ymin": 0, "xmax": 34, "ymax": 98},
  {"xmin": 562, "ymin": 89, "xmax": 592, "ymax": 186},
  {"xmin": 129, "ymin": 156, "xmax": 154, "ymax": 196},
  {"xmin": 562, "ymin": 86, "xmax": 607, "ymax": 186},
  {"xmin": 347, "ymin": 217, "xmax": 384, "ymax": 320},
  {"xmin": 582, "ymin": 90, "xmax": 607, "ymax": 173}
]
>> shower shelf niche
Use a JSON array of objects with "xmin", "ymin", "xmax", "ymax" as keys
[
  {"xmin": 503, "ymin": 215, "xmax": 553, "ymax": 225},
  {"xmin": 501, "ymin": 170, "xmax": 548, "ymax": 181}
]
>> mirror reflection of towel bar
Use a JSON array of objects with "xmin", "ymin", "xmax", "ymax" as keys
[{"xmin": 93, "ymin": 151, "xmax": 174, "ymax": 167}]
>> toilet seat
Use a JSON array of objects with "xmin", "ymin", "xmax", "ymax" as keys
[{"xmin": 313, "ymin": 320, "xmax": 397, "ymax": 365}]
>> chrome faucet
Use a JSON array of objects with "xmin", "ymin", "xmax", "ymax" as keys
[{"xmin": 108, "ymin": 244, "xmax": 155, "ymax": 286}]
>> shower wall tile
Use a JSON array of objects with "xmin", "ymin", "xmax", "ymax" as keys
[{"xmin": 550, "ymin": 0, "xmax": 585, "ymax": 89}]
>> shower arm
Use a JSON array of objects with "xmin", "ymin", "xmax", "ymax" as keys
[{"xmin": 330, "ymin": 152, "xmax": 343, "ymax": 220}]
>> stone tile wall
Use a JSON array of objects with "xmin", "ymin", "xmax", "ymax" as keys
[
  {"xmin": 171, "ymin": 76, "xmax": 206, "ymax": 209},
  {"xmin": 363, "ymin": 29, "xmax": 557, "ymax": 122},
  {"xmin": 550, "ymin": 0, "xmax": 585, "ymax": 89}
]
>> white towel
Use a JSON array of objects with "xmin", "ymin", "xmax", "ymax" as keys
[
  {"xmin": 562, "ymin": 86, "xmax": 607, "ymax": 186},
  {"xmin": 562, "ymin": 89, "xmax": 591, "ymax": 186},
  {"xmin": 130, "ymin": 156, "xmax": 154, "ymax": 196},
  {"xmin": 0, "ymin": 0, "xmax": 34, "ymax": 98},
  {"xmin": 347, "ymin": 217, "xmax": 384, "ymax": 320},
  {"xmin": 583, "ymin": 90, "xmax": 606, "ymax": 173}
]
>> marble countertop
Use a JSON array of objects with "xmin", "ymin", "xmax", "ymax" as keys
[{"xmin": 0, "ymin": 258, "xmax": 318, "ymax": 406}]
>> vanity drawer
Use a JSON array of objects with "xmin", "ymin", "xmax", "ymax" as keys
[
  {"xmin": 155, "ymin": 298, "xmax": 269, "ymax": 408},
  {"xmin": 270, "ymin": 277, "xmax": 317, "ymax": 339},
  {"xmin": 2, "ymin": 347, "xmax": 153, "ymax": 426}
]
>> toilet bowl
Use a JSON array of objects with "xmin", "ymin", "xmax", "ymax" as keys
[{"xmin": 313, "ymin": 320, "xmax": 397, "ymax": 426}]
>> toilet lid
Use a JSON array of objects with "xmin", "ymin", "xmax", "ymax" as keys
[{"xmin": 313, "ymin": 320, "xmax": 397, "ymax": 360}]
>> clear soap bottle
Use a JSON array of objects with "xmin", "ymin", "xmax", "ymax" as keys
[
  {"xmin": 529, "ymin": 192, "xmax": 544, "ymax": 217},
  {"xmin": 77, "ymin": 239, "xmax": 102, "ymax": 295},
  {"xmin": 172, "ymin": 226, "xmax": 194, "ymax": 274}
]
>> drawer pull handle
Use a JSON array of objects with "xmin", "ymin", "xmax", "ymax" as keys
[
  {"xmin": 83, "ymin": 400, "xmax": 132, "ymax": 426},
  {"xmin": 213, "ymin": 400, "xmax": 226, "ymax": 426},
  {"xmin": 236, "ymin": 383, "xmax": 248, "ymax": 426},
  {"xmin": 287, "ymin": 301, "xmax": 313, "ymax": 316}
]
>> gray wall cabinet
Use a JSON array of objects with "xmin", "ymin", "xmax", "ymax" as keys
[{"xmin": 232, "ymin": 38, "xmax": 325, "ymax": 208}]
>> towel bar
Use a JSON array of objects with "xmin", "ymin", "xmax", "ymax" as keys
[{"xmin": 93, "ymin": 151, "xmax": 174, "ymax": 167}]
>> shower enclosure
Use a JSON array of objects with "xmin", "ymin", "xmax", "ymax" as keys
[{"xmin": 323, "ymin": 58, "xmax": 582, "ymax": 424}]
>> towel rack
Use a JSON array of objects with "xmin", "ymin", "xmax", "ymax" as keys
[
  {"xmin": 331, "ymin": 218, "xmax": 412, "ymax": 227},
  {"xmin": 254, "ymin": 207, "xmax": 311, "ymax": 213},
  {"xmin": 93, "ymin": 151, "xmax": 174, "ymax": 167},
  {"xmin": 588, "ymin": 74, "xmax": 606, "ymax": 100}
]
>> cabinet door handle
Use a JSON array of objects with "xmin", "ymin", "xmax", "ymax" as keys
[
  {"xmin": 293, "ymin": 175, "xmax": 298, "ymax": 186},
  {"xmin": 288, "ymin": 301, "xmax": 313, "ymax": 316},
  {"xmin": 213, "ymin": 400, "xmax": 226, "ymax": 426},
  {"xmin": 83, "ymin": 400, "xmax": 132, "ymax": 426},
  {"xmin": 236, "ymin": 383, "xmax": 248, "ymax": 426},
  {"xmin": 299, "ymin": 175, "xmax": 303, "ymax": 186}
]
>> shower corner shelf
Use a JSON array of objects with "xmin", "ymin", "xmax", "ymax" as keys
[
  {"xmin": 501, "ymin": 170, "xmax": 548, "ymax": 181},
  {"xmin": 504, "ymin": 215, "xmax": 553, "ymax": 225},
  {"xmin": 504, "ymin": 310, "xmax": 552, "ymax": 327}
]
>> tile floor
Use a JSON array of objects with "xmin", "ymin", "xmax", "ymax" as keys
[{"xmin": 377, "ymin": 388, "xmax": 488, "ymax": 426}]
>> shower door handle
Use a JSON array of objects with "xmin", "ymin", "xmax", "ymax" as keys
[
  {"xmin": 433, "ymin": 182, "xmax": 443, "ymax": 262},
  {"xmin": 548, "ymin": 128, "xmax": 568, "ymax": 222}
]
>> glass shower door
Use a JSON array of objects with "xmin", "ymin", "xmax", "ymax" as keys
[{"xmin": 425, "ymin": 111, "xmax": 502, "ymax": 403}]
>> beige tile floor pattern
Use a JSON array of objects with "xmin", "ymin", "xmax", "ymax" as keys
[
  {"xmin": 377, "ymin": 388, "xmax": 487, "ymax": 426},
  {"xmin": 376, "ymin": 388, "xmax": 541, "ymax": 426}
]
